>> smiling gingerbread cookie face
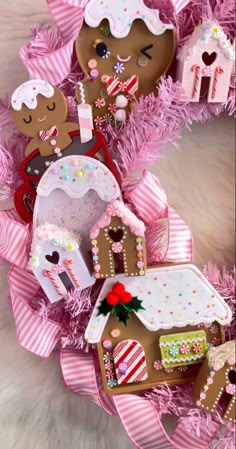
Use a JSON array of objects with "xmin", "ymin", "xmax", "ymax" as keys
[
  {"xmin": 76, "ymin": 0, "xmax": 175, "ymax": 126},
  {"xmin": 11, "ymin": 79, "xmax": 79, "ymax": 158}
]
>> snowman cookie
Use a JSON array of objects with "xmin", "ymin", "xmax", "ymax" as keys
[
  {"xmin": 76, "ymin": 0, "xmax": 175, "ymax": 125},
  {"xmin": 11, "ymin": 79, "xmax": 79, "ymax": 157}
]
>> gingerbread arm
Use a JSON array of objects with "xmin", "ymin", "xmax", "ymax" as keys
[
  {"xmin": 25, "ymin": 139, "xmax": 39, "ymax": 158},
  {"xmin": 63, "ymin": 122, "xmax": 80, "ymax": 132}
]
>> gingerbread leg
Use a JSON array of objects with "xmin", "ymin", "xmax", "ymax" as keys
[
  {"xmin": 197, "ymin": 383, "xmax": 225, "ymax": 414},
  {"xmin": 224, "ymin": 395, "xmax": 236, "ymax": 422}
]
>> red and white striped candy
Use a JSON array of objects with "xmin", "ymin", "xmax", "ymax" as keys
[
  {"xmin": 106, "ymin": 75, "xmax": 139, "ymax": 97},
  {"xmin": 113, "ymin": 340, "xmax": 148, "ymax": 385}
]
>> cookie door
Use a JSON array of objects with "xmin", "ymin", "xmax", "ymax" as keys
[{"xmin": 113, "ymin": 339, "xmax": 148, "ymax": 385}]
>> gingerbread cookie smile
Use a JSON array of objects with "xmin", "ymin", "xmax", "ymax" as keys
[
  {"xmin": 11, "ymin": 79, "xmax": 79, "ymax": 158},
  {"xmin": 76, "ymin": 0, "xmax": 175, "ymax": 125}
]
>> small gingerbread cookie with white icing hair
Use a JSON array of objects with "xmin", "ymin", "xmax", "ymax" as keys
[{"xmin": 11, "ymin": 79, "xmax": 79, "ymax": 158}]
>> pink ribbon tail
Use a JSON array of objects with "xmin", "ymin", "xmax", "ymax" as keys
[
  {"xmin": 60, "ymin": 348, "xmax": 117, "ymax": 415},
  {"xmin": 8, "ymin": 266, "xmax": 61, "ymax": 357},
  {"xmin": 60, "ymin": 349, "xmax": 222, "ymax": 449},
  {"xmin": 126, "ymin": 170, "xmax": 193, "ymax": 264}
]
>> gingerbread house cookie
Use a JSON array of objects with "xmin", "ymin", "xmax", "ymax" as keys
[
  {"xmin": 30, "ymin": 222, "xmax": 95, "ymax": 303},
  {"xmin": 193, "ymin": 340, "xmax": 236, "ymax": 423},
  {"xmin": 90, "ymin": 200, "xmax": 146, "ymax": 279},
  {"xmin": 177, "ymin": 22, "xmax": 235, "ymax": 103},
  {"xmin": 76, "ymin": 0, "xmax": 175, "ymax": 124},
  {"xmin": 11, "ymin": 79, "xmax": 79, "ymax": 158},
  {"xmin": 85, "ymin": 264, "xmax": 232, "ymax": 394}
]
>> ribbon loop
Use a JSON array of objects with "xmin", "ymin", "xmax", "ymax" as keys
[
  {"xmin": 127, "ymin": 170, "xmax": 193, "ymax": 263},
  {"xmin": 0, "ymin": 211, "xmax": 30, "ymax": 269}
]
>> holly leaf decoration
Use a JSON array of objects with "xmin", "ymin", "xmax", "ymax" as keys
[
  {"xmin": 97, "ymin": 298, "xmax": 112, "ymax": 316},
  {"xmin": 113, "ymin": 303, "xmax": 131, "ymax": 326},
  {"xmin": 96, "ymin": 286, "xmax": 145, "ymax": 326},
  {"xmin": 123, "ymin": 296, "xmax": 145, "ymax": 312}
]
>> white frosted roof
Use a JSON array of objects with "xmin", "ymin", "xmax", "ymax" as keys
[
  {"xmin": 37, "ymin": 155, "xmax": 121, "ymax": 202},
  {"xmin": 85, "ymin": 264, "xmax": 232, "ymax": 343}
]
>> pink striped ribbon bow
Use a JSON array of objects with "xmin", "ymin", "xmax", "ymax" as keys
[
  {"xmin": 20, "ymin": 0, "xmax": 190, "ymax": 85},
  {"xmin": 126, "ymin": 170, "xmax": 193, "ymax": 263}
]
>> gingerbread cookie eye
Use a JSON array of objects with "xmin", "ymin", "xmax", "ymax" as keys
[
  {"xmin": 23, "ymin": 115, "xmax": 32, "ymax": 124},
  {"xmin": 140, "ymin": 44, "xmax": 153, "ymax": 60},
  {"xmin": 94, "ymin": 39, "xmax": 110, "ymax": 59},
  {"xmin": 47, "ymin": 102, "xmax": 56, "ymax": 111}
]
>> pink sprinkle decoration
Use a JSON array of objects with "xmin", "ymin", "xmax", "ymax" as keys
[
  {"xmin": 72, "ymin": 159, "xmax": 78, "ymax": 167},
  {"xmin": 226, "ymin": 384, "xmax": 236, "ymax": 395},
  {"xmin": 54, "ymin": 147, "xmax": 61, "ymax": 154},
  {"xmin": 180, "ymin": 344, "xmax": 190, "ymax": 355},
  {"xmin": 89, "ymin": 170, "xmax": 98, "ymax": 178},
  {"xmin": 196, "ymin": 401, "xmax": 201, "ymax": 407},
  {"xmin": 213, "ymin": 362, "xmax": 220, "ymax": 371},
  {"xmin": 137, "ymin": 261, "xmax": 144, "ymax": 268},
  {"xmin": 228, "ymin": 357, "xmax": 235, "ymax": 366},
  {"xmin": 95, "ymin": 273, "xmax": 100, "ymax": 279},
  {"xmin": 92, "ymin": 247, "xmax": 99, "ymax": 255},
  {"xmin": 200, "ymin": 392, "xmax": 206, "ymax": 400},
  {"xmin": 94, "ymin": 264, "xmax": 101, "ymax": 272},
  {"xmin": 207, "ymin": 377, "xmax": 213, "ymax": 385},
  {"xmin": 136, "ymin": 244, "xmax": 143, "ymax": 251}
]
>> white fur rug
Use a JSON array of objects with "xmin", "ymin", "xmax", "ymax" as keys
[{"xmin": 0, "ymin": 116, "xmax": 235, "ymax": 449}]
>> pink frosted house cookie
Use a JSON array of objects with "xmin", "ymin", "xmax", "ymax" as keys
[{"xmin": 177, "ymin": 22, "xmax": 235, "ymax": 103}]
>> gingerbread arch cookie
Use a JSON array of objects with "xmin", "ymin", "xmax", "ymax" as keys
[
  {"xmin": 11, "ymin": 79, "xmax": 79, "ymax": 158},
  {"xmin": 76, "ymin": 0, "xmax": 175, "ymax": 125}
]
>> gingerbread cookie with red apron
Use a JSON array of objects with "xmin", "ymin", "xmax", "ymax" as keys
[{"xmin": 76, "ymin": 0, "xmax": 175, "ymax": 126}]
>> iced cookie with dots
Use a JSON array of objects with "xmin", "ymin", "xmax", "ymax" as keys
[
  {"xmin": 11, "ymin": 79, "xmax": 79, "ymax": 158},
  {"xmin": 76, "ymin": 0, "xmax": 175, "ymax": 126}
]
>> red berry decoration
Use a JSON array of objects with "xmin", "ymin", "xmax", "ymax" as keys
[
  {"xmin": 112, "ymin": 282, "xmax": 125, "ymax": 296},
  {"xmin": 120, "ymin": 291, "xmax": 132, "ymax": 303},
  {"xmin": 106, "ymin": 293, "xmax": 119, "ymax": 306}
]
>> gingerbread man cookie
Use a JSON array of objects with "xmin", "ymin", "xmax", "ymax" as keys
[
  {"xmin": 76, "ymin": 0, "xmax": 175, "ymax": 126},
  {"xmin": 11, "ymin": 79, "xmax": 79, "ymax": 157}
]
